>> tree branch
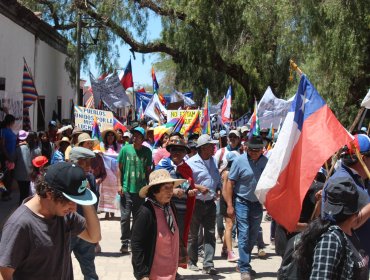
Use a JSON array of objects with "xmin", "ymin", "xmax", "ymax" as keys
[
  {"xmin": 75, "ymin": 0, "xmax": 250, "ymax": 90},
  {"xmin": 133, "ymin": 0, "xmax": 186, "ymax": 21}
]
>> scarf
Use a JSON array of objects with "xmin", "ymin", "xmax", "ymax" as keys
[{"xmin": 147, "ymin": 197, "xmax": 176, "ymax": 234}]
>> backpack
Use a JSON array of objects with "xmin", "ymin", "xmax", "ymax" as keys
[{"xmin": 277, "ymin": 233, "xmax": 301, "ymax": 280}]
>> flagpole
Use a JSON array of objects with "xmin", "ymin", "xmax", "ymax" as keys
[
  {"xmin": 23, "ymin": 57, "xmax": 46, "ymax": 129},
  {"xmin": 289, "ymin": 59, "xmax": 303, "ymax": 77}
]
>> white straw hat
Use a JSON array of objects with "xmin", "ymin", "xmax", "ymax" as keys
[{"xmin": 139, "ymin": 169, "xmax": 186, "ymax": 198}]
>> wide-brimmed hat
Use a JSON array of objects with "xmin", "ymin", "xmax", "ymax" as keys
[
  {"xmin": 139, "ymin": 169, "xmax": 186, "ymax": 198},
  {"xmin": 196, "ymin": 134, "xmax": 218, "ymax": 148},
  {"xmin": 77, "ymin": 133, "xmax": 98, "ymax": 146},
  {"xmin": 71, "ymin": 126, "xmax": 83, "ymax": 136},
  {"xmin": 45, "ymin": 162, "xmax": 97, "ymax": 206},
  {"xmin": 32, "ymin": 156, "xmax": 48, "ymax": 168},
  {"xmin": 246, "ymin": 136, "xmax": 264, "ymax": 149},
  {"xmin": 166, "ymin": 138, "xmax": 191, "ymax": 153},
  {"xmin": 323, "ymin": 177, "xmax": 368, "ymax": 219},
  {"xmin": 18, "ymin": 130, "xmax": 29, "ymax": 141},
  {"xmin": 101, "ymin": 129, "xmax": 119, "ymax": 141},
  {"xmin": 57, "ymin": 136, "xmax": 71, "ymax": 146}
]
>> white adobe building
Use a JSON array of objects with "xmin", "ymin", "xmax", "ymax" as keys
[{"xmin": 0, "ymin": 0, "xmax": 76, "ymax": 131}]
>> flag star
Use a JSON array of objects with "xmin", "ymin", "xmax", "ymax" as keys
[{"xmin": 299, "ymin": 90, "xmax": 310, "ymax": 114}]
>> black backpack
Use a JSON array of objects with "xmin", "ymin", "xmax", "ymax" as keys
[{"xmin": 277, "ymin": 233, "xmax": 301, "ymax": 280}]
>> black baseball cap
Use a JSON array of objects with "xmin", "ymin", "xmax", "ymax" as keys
[
  {"xmin": 323, "ymin": 177, "xmax": 368, "ymax": 217},
  {"xmin": 45, "ymin": 162, "xmax": 97, "ymax": 205}
]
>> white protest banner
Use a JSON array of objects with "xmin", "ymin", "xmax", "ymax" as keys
[
  {"xmin": 249, "ymin": 87, "xmax": 292, "ymax": 129},
  {"xmin": 0, "ymin": 91, "xmax": 23, "ymax": 131},
  {"xmin": 167, "ymin": 110, "xmax": 202, "ymax": 134},
  {"xmin": 74, "ymin": 106, "xmax": 113, "ymax": 131},
  {"xmin": 90, "ymin": 73, "xmax": 131, "ymax": 110},
  {"xmin": 361, "ymin": 89, "xmax": 370, "ymax": 109}
]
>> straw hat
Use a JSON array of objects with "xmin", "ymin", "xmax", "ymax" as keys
[
  {"xmin": 57, "ymin": 136, "xmax": 70, "ymax": 146},
  {"xmin": 139, "ymin": 169, "xmax": 186, "ymax": 198},
  {"xmin": 77, "ymin": 133, "xmax": 98, "ymax": 146},
  {"xmin": 71, "ymin": 126, "xmax": 83, "ymax": 136},
  {"xmin": 101, "ymin": 129, "xmax": 119, "ymax": 141}
]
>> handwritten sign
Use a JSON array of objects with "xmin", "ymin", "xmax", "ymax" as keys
[
  {"xmin": 167, "ymin": 110, "xmax": 202, "ymax": 133},
  {"xmin": 0, "ymin": 91, "xmax": 23, "ymax": 132},
  {"xmin": 74, "ymin": 106, "xmax": 113, "ymax": 131}
]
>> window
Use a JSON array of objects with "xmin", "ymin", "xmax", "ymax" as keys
[
  {"xmin": 0, "ymin": 77, "xmax": 5, "ymax": 91},
  {"xmin": 37, "ymin": 96, "xmax": 45, "ymax": 131}
]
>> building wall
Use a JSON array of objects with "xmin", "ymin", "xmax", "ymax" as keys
[{"xmin": 0, "ymin": 11, "xmax": 74, "ymax": 130}]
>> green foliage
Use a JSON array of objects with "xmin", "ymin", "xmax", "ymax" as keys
[{"xmin": 19, "ymin": 0, "xmax": 370, "ymax": 125}]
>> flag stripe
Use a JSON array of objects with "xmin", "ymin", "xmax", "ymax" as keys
[
  {"xmin": 22, "ymin": 62, "xmax": 38, "ymax": 109},
  {"xmin": 255, "ymin": 75, "xmax": 353, "ymax": 232}
]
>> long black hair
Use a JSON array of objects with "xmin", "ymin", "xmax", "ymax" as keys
[
  {"xmin": 295, "ymin": 212, "xmax": 352, "ymax": 279},
  {"xmin": 104, "ymin": 132, "xmax": 118, "ymax": 152},
  {"xmin": 294, "ymin": 218, "xmax": 331, "ymax": 278}
]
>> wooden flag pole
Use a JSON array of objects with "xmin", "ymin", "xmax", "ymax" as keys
[
  {"xmin": 289, "ymin": 59, "xmax": 303, "ymax": 77},
  {"xmin": 351, "ymin": 142, "xmax": 370, "ymax": 180}
]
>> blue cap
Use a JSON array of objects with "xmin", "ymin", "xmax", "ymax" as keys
[
  {"xmin": 132, "ymin": 127, "xmax": 145, "ymax": 137},
  {"xmin": 219, "ymin": 130, "xmax": 227, "ymax": 137},
  {"xmin": 353, "ymin": 134, "xmax": 370, "ymax": 154},
  {"xmin": 49, "ymin": 120, "xmax": 57, "ymax": 127}
]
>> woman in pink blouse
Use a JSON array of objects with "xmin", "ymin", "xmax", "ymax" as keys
[{"xmin": 131, "ymin": 169, "xmax": 185, "ymax": 280}]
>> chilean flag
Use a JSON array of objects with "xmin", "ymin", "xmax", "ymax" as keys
[
  {"xmin": 120, "ymin": 59, "xmax": 134, "ymax": 90},
  {"xmin": 113, "ymin": 117, "xmax": 127, "ymax": 132},
  {"xmin": 255, "ymin": 75, "xmax": 353, "ymax": 232},
  {"xmin": 152, "ymin": 67, "xmax": 159, "ymax": 93},
  {"xmin": 221, "ymin": 85, "xmax": 232, "ymax": 123}
]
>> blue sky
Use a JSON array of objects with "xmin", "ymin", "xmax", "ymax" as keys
[{"xmin": 81, "ymin": 13, "xmax": 163, "ymax": 88}]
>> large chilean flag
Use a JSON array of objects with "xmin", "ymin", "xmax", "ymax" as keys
[{"xmin": 255, "ymin": 75, "xmax": 353, "ymax": 232}]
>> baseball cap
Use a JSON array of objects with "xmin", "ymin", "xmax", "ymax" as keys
[
  {"xmin": 69, "ymin": 147, "xmax": 96, "ymax": 163},
  {"xmin": 348, "ymin": 134, "xmax": 370, "ymax": 155},
  {"xmin": 196, "ymin": 134, "xmax": 218, "ymax": 148},
  {"xmin": 219, "ymin": 130, "xmax": 227, "ymax": 138},
  {"xmin": 44, "ymin": 162, "xmax": 97, "ymax": 205},
  {"xmin": 18, "ymin": 130, "xmax": 29, "ymax": 141},
  {"xmin": 48, "ymin": 120, "xmax": 57, "ymax": 127},
  {"xmin": 123, "ymin": 131, "xmax": 132, "ymax": 138},
  {"xmin": 229, "ymin": 130, "xmax": 241, "ymax": 138},
  {"xmin": 323, "ymin": 177, "xmax": 368, "ymax": 218},
  {"xmin": 241, "ymin": 125, "xmax": 250, "ymax": 134},
  {"xmin": 131, "ymin": 127, "xmax": 145, "ymax": 137}
]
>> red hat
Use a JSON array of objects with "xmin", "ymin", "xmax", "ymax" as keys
[{"xmin": 32, "ymin": 156, "xmax": 48, "ymax": 168}]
